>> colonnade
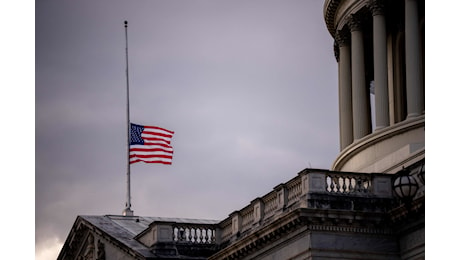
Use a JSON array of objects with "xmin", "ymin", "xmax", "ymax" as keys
[{"xmin": 336, "ymin": 0, "xmax": 424, "ymax": 151}]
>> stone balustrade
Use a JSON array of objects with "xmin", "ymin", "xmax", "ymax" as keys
[
  {"xmin": 136, "ymin": 169, "xmax": 394, "ymax": 248},
  {"xmin": 325, "ymin": 172, "xmax": 372, "ymax": 194},
  {"xmin": 172, "ymin": 223, "xmax": 216, "ymax": 244},
  {"xmin": 262, "ymin": 192, "xmax": 278, "ymax": 219},
  {"xmin": 216, "ymin": 168, "xmax": 394, "ymax": 244},
  {"xmin": 240, "ymin": 205, "xmax": 254, "ymax": 233},
  {"xmin": 286, "ymin": 176, "xmax": 302, "ymax": 205},
  {"xmin": 135, "ymin": 219, "xmax": 219, "ymax": 248}
]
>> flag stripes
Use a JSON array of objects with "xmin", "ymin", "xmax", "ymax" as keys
[{"xmin": 129, "ymin": 123, "xmax": 174, "ymax": 164}]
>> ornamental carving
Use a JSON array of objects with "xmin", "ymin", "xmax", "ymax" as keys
[
  {"xmin": 346, "ymin": 14, "xmax": 363, "ymax": 32},
  {"xmin": 83, "ymin": 233, "xmax": 95, "ymax": 260},
  {"xmin": 335, "ymin": 30, "xmax": 350, "ymax": 47},
  {"xmin": 368, "ymin": 0, "xmax": 385, "ymax": 16}
]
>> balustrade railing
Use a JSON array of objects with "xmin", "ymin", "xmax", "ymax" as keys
[
  {"xmin": 215, "ymin": 169, "xmax": 393, "ymax": 244},
  {"xmin": 325, "ymin": 173, "xmax": 371, "ymax": 194},
  {"xmin": 220, "ymin": 218, "xmax": 232, "ymax": 242},
  {"xmin": 172, "ymin": 224, "xmax": 216, "ymax": 244},
  {"xmin": 263, "ymin": 192, "xmax": 278, "ymax": 218},
  {"xmin": 286, "ymin": 177, "xmax": 302, "ymax": 205},
  {"xmin": 137, "ymin": 169, "xmax": 393, "ymax": 248},
  {"xmin": 240, "ymin": 205, "xmax": 254, "ymax": 233}
]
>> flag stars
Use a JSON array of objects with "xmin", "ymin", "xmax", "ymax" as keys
[{"xmin": 130, "ymin": 123, "xmax": 145, "ymax": 145}]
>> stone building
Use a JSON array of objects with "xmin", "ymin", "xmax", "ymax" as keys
[{"xmin": 58, "ymin": 0, "xmax": 424, "ymax": 259}]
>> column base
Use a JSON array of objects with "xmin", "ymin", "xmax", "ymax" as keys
[
  {"xmin": 406, "ymin": 112, "xmax": 421, "ymax": 119},
  {"xmin": 374, "ymin": 126, "xmax": 385, "ymax": 132}
]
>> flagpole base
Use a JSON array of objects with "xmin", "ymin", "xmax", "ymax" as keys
[{"xmin": 122, "ymin": 207, "xmax": 134, "ymax": 216}]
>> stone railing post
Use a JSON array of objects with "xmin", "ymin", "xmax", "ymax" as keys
[
  {"xmin": 215, "ymin": 226, "xmax": 222, "ymax": 244},
  {"xmin": 154, "ymin": 223, "xmax": 173, "ymax": 243},
  {"xmin": 300, "ymin": 172, "xmax": 308, "ymax": 208},
  {"xmin": 274, "ymin": 184, "xmax": 287, "ymax": 213},
  {"xmin": 230, "ymin": 211, "xmax": 242, "ymax": 238},
  {"xmin": 300, "ymin": 171, "xmax": 326, "ymax": 208},
  {"xmin": 304, "ymin": 171, "xmax": 327, "ymax": 194},
  {"xmin": 252, "ymin": 198, "xmax": 265, "ymax": 227},
  {"xmin": 372, "ymin": 174, "xmax": 393, "ymax": 198}
]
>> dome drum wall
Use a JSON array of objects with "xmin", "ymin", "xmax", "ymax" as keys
[{"xmin": 332, "ymin": 116, "xmax": 424, "ymax": 173}]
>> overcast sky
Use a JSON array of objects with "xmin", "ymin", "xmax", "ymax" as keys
[
  {"xmin": 0, "ymin": 0, "xmax": 445, "ymax": 259},
  {"xmin": 34, "ymin": 1, "xmax": 341, "ymax": 258},
  {"xmin": 32, "ymin": 0, "xmax": 416, "ymax": 259}
]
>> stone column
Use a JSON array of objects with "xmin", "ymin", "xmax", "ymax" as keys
[
  {"xmin": 369, "ymin": 0, "xmax": 389, "ymax": 129},
  {"xmin": 405, "ymin": 0, "xmax": 423, "ymax": 118},
  {"xmin": 336, "ymin": 30, "xmax": 353, "ymax": 150},
  {"xmin": 348, "ymin": 15, "xmax": 371, "ymax": 140}
]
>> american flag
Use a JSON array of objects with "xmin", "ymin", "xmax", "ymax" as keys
[{"xmin": 129, "ymin": 123, "xmax": 174, "ymax": 164}]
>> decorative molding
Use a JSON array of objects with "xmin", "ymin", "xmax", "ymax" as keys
[{"xmin": 308, "ymin": 224, "xmax": 392, "ymax": 235}]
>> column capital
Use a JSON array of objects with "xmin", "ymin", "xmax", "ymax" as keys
[
  {"xmin": 335, "ymin": 30, "xmax": 350, "ymax": 47},
  {"xmin": 346, "ymin": 14, "xmax": 363, "ymax": 32},
  {"xmin": 334, "ymin": 41, "xmax": 340, "ymax": 62},
  {"xmin": 367, "ymin": 0, "xmax": 385, "ymax": 16}
]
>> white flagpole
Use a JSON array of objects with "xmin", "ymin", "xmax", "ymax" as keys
[{"xmin": 123, "ymin": 20, "xmax": 134, "ymax": 216}]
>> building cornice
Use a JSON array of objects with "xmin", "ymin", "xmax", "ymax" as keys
[
  {"xmin": 324, "ymin": 0, "xmax": 342, "ymax": 36},
  {"xmin": 210, "ymin": 207, "xmax": 392, "ymax": 260}
]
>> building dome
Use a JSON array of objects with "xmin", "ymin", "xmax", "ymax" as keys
[{"xmin": 324, "ymin": 0, "xmax": 425, "ymax": 173}]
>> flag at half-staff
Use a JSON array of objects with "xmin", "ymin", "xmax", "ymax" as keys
[{"xmin": 129, "ymin": 123, "xmax": 174, "ymax": 165}]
